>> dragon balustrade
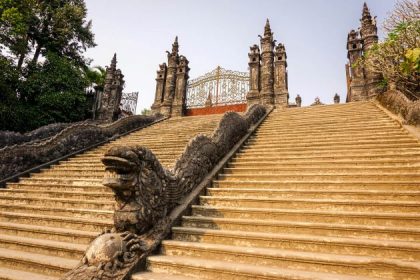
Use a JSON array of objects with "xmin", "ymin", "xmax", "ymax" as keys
[
  {"xmin": 0, "ymin": 121, "xmax": 88, "ymax": 148},
  {"xmin": 377, "ymin": 89, "xmax": 420, "ymax": 126},
  {"xmin": 0, "ymin": 114, "xmax": 163, "ymax": 181},
  {"xmin": 61, "ymin": 104, "xmax": 267, "ymax": 280}
]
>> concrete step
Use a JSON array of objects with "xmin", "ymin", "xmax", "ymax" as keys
[
  {"xmin": 0, "ymin": 194, "xmax": 113, "ymax": 210},
  {"xmin": 200, "ymin": 196, "xmax": 420, "ymax": 213},
  {"xmin": 191, "ymin": 205, "xmax": 420, "ymax": 227},
  {"xmin": 182, "ymin": 216, "xmax": 420, "ymax": 241},
  {"xmin": 146, "ymin": 255, "xmax": 379, "ymax": 280},
  {"xmin": 218, "ymin": 173, "xmax": 420, "ymax": 182},
  {"xmin": 0, "ymin": 247, "xmax": 77, "ymax": 277},
  {"xmin": 160, "ymin": 240, "xmax": 420, "ymax": 280},
  {"xmin": 0, "ymin": 189, "xmax": 112, "ymax": 200},
  {"xmin": 0, "ymin": 211, "xmax": 111, "ymax": 231},
  {"xmin": 6, "ymin": 182, "xmax": 110, "ymax": 193},
  {"xmin": 0, "ymin": 234, "xmax": 85, "ymax": 259},
  {"xmin": 0, "ymin": 221, "xmax": 96, "ymax": 244},
  {"xmin": 228, "ymin": 160, "xmax": 420, "ymax": 168},
  {"xmin": 213, "ymin": 180, "xmax": 420, "ymax": 191},
  {"xmin": 172, "ymin": 227, "xmax": 420, "ymax": 261},
  {"xmin": 222, "ymin": 166, "xmax": 420, "ymax": 175},
  {"xmin": 0, "ymin": 203, "xmax": 113, "ymax": 219},
  {"xmin": 133, "ymin": 272, "xmax": 195, "ymax": 280},
  {"xmin": 207, "ymin": 188, "xmax": 420, "ymax": 201},
  {"xmin": 0, "ymin": 266, "xmax": 58, "ymax": 280}
]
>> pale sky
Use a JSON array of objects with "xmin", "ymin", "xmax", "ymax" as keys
[{"xmin": 84, "ymin": 0, "xmax": 397, "ymax": 113}]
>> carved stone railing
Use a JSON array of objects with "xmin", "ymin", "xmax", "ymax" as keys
[
  {"xmin": 0, "ymin": 114, "xmax": 163, "ymax": 182},
  {"xmin": 0, "ymin": 121, "xmax": 88, "ymax": 148},
  {"xmin": 377, "ymin": 89, "xmax": 420, "ymax": 126},
  {"xmin": 61, "ymin": 104, "xmax": 268, "ymax": 280}
]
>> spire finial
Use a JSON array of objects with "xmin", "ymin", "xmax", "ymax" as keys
[
  {"xmin": 264, "ymin": 18, "xmax": 272, "ymax": 37},
  {"xmin": 362, "ymin": 2, "xmax": 371, "ymax": 20},
  {"xmin": 172, "ymin": 36, "xmax": 179, "ymax": 54},
  {"xmin": 110, "ymin": 53, "xmax": 117, "ymax": 69}
]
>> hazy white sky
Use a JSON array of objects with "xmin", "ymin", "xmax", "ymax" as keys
[{"xmin": 84, "ymin": 0, "xmax": 397, "ymax": 113}]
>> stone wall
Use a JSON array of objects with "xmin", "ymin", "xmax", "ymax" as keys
[{"xmin": 377, "ymin": 90, "xmax": 420, "ymax": 126}]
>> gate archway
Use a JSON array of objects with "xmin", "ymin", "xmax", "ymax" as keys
[{"xmin": 185, "ymin": 66, "xmax": 249, "ymax": 116}]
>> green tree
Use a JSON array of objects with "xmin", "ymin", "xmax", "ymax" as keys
[
  {"xmin": 0, "ymin": 0, "xmax": 95, "ymax": 71},
  {"xmin": 362, "ymin": 0, "xmax": 419, "ymax": 98}
]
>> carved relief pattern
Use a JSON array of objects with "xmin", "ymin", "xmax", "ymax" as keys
[{"xmin": 186, "ymin": 66, "xmax": 249, "ymax": 108}]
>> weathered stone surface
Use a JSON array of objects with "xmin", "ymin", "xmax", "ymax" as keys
[
  {"xmin": 0, "ymin": 115, "xmax": 161, "ymax": 181},
  {"xmin": 94, "ymin": 54, "xmax": 125, "ymax": 122},
  {"xmin": 151, "ymin": 37, "xmax": 190, "ymax": 117},
  {"xmin": 62, "ymin": 104, "xmax": 266, "ymax": 280},
  {"xmin": 377, "ymin": 90, "xmax": 420, "ymax": 126},
  {"xmin": 247, "ymin": 20, "xmax": 289, "ymax": 108},
  {"xmin": 0, "ymin": 121, "xmax": 86, "ymax": 149},
  {"xmin": 346, "ymin": 3, "xmax": 382, "ymax": 102}
]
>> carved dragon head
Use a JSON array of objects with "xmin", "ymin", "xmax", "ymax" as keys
[{"xmin": 102, "ymin": 146, "xmax": 142, "ymax": 191}]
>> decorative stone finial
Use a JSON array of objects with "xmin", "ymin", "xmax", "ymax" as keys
[
  {"xmin": 110, "ymin": 53, "xmax": 117, "ymax": 70},
  {"xmin": 172, "ymin": 36, "xmax": 179, "ymax": 54},
  {"xmin": 264, "ymin": 19, "xmax": 272, "ymax": 37},
  {"xmin": 361, "ymin": 2, "xmax": 373, "ymax": 25}
]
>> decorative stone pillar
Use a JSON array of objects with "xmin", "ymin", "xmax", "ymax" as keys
[
  {"xmin": 360, "ymin": 2, "xmax": 382, "ymax": 99},
  {"xmin": 259, "ymin": 19, "xmax": 275, "ymax": 105},
  {"xmin": 247, "ymin": 19, "xmax": 289, "ymax": 109},
  {"xmin": 96, "ymin": 54, "xmax": 125, "ymax": 122},
  {"xmin": 160, "ymin": 37, "xmax": 180, "ymax": 117},
  {"xmin": 151, "ymin": 63, "xmax": 167, "ymax": 114},
  {"xmin": 246, "ymin": 44, "xmax": 261, "ymax": 106},
  {"xmin": 346, "ymin": 29, "xmax": 366, "ymax": 102},
  {"xmin": 274, "ymin": 43, "xmax": 289, "ymax": 108},
  {"xmin": 172, "ymin": 55, "xmax": 190, "ymax": 117}
]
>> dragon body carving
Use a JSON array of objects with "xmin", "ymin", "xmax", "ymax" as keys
[{"xmin": 62, "ymin": 104, "xmax": 267, "ymax": 280}]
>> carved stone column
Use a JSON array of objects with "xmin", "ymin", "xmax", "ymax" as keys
[
  {"xmin": 160, "ymin": 37, "xmax": 179, "ymax": 117},
  {"xmin": 360, "ymin": 3, "xmax": 382, "ymax": 99},
  {"xmin": 246, "ymin": 44, "xmax": 261, "ymax": 107},
  {"xmin": 274, "ymin": 43, "xmax": 289, "ymax": 108},
  {"xmin": 96, "ymin": 54, "xmax": 125, "ymax": 122},
  {"xmin": 172, "ymin": 55, "xmax": 190, "ymax": 117},
  {"xmin": 346, "ymin": 30, "xmax": 366, "ymax": 102},
  {"xmin": 259, "ymin": 19, "xmax": 275, "ymax": 106},
  {"xmin": 151, "ymin": 63, "xmax": 167, "ymax": 114}
]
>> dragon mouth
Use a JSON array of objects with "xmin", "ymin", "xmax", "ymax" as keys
[{"xmin": 102, "ymin": 156, "xmax": 137, "ymax": 189}]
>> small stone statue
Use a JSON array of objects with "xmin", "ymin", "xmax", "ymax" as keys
[
  {"xmin": 334, "ymin": 93, "xmax": 340, "ymax": 104},
  {"xmin": 295, "ymin": 95, "xmax": 302, "ymax": 107}
]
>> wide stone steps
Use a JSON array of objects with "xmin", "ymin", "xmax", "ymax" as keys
[
  {"xmin": 0, "ymin": 113, "xmax": 223, "ymax": 278},
  {"xmin": 181, "ymin": 216, "xmax": 420, "ymax": 241},
  {"xmin": 191, "ymin": 205, "xmax": 420, "ymax": 227},
  {"xmin": 138, "ymin": 102, "xmax": 420, "ymax": 279},
  {"xmin": 158, "ymin": 241, "xmax": 419, "ymax": 280}
]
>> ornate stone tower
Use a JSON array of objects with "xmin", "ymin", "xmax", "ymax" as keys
[
  {"xmin": 259, "ymin": 19, "xmax": 275, "ymax": 105},
  {"xmin": 151, "ymin": 37, "xmax": 189, "ymax": 117},
  {"xmin": 274, "ymin": 43, "xmax": 289, "ymax": 107},
  {"xmin": 346, "ymin": 29, "xmax": 366, "ymax": 101},
  {"xmin": 247, "ymin": 19, "xmax": 289, "ymax": 108},
  {"xmin": 346, "ymin": 2, "xmax": 381, "ymax": 102},
  {"xmin": 360, "ymin": 2, "xmax": 381, "ymax": 99},
  {"xmin": 96, "ymin": 53, "xmax": 125, "ymax": 122}
]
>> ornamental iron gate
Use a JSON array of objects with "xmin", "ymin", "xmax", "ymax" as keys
[{"xmin": 186, "ymin": 66, "xmax": 249, "ymax": 109}]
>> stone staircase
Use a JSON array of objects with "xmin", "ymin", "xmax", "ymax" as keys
[
  {"xmin": 133, "ymin": 102, "xmax": 420, "ymax": 280},
  {"xmin": 0, "ymin": 114, "xmax": 223, "ymax": 280}
]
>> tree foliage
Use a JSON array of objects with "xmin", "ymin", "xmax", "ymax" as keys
[
  {"xmin": 362, "ymin": 0, "xmax": 420, "ymax": 99},
  {"xmin": 0, "ymin": 0, "xmax": 96, "ymax": 132}
]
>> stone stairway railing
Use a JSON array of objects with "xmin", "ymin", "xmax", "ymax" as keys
[
  {"xmin": 0, "ymin": 121, "xmax": 88, "ymax": 149},
  {"xmin": 377, "ymin": 89, "xmax": 419, "ymax": 126},
  {"xmin": 0, "ymin": 114, "xmax": 164, "ymax": 183},
  {"xmin": 61, "ymin": 104, "xmax": 268, "ymax": 280}
]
